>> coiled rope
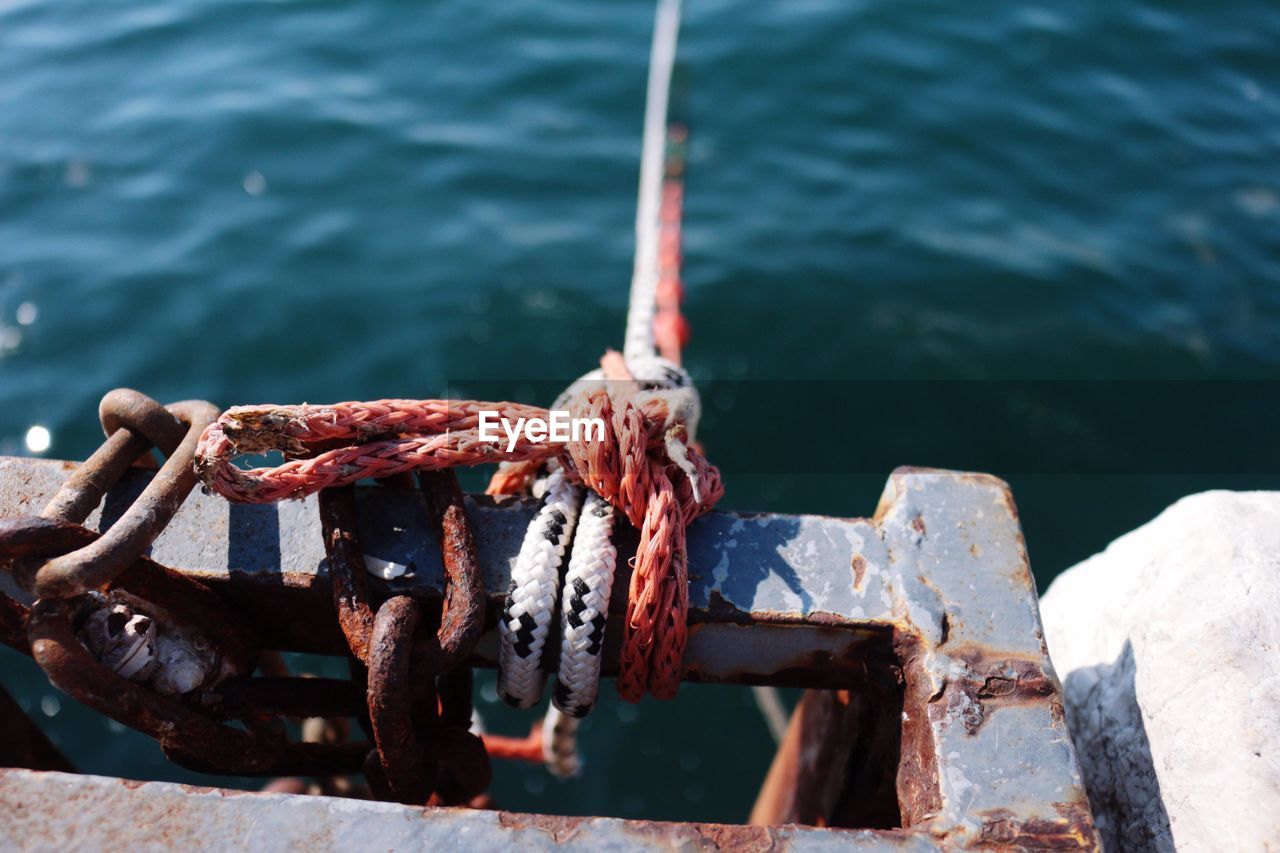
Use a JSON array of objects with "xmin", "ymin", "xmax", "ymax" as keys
[{"xmin": 194, "ymin": 362, "xmax": 722, "ymax": 703}]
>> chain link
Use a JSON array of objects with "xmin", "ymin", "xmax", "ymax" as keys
[{"xmin": 0, "ymin": 389, "xmax": 542, "ymax": 801}]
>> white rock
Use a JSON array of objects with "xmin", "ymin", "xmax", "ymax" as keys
[{"xmin": 1040, "ymin": 491, "xmax": 1280, "ymax": 852}]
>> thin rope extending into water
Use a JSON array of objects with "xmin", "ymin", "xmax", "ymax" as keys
[{"xmin": 624, "ymin": 0, "xmax": 683, "ymax": 366}]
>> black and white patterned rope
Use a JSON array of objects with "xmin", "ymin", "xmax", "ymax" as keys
[
  {"xmin": 497, "ymin": 467, "xmax": 582, "ymax": 709},
  {"xmin": 542, "ymin": 704, "xmax": 582, "ymax": 778},
  {"xmin": 551, "ymin": 490, "xmax": 617, "ymax": 717}
]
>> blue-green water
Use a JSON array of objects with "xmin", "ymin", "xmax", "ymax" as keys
[{"xmin": 2, "ymin": 0, "xmax": 1279, "ymax": 825}]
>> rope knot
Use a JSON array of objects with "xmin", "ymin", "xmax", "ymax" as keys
[
  {"xmin": 552, "ymin": 352, "xmax": 721, "ymax": 700},
  {"xmin": 192, "ymin": 352, "xmax": 722, "ymax": 702}
]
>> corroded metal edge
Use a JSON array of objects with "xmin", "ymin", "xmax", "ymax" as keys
[
  {"xmin": 0, "ymin": 769, "xmax": 932, "ymax": 852},
  {"xmin": 878, "ymin": 468, "xmax": 1097, "ymax": 848}
]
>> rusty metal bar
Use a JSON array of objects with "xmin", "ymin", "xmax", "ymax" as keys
[{"xmin": 0, "ymin": 457, "xmax": 892, "ymax": 686}]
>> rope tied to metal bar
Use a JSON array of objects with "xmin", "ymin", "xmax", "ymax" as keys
[{"xmin": 194, "ymin": 354, "xmax": 722, "ymax": 702}]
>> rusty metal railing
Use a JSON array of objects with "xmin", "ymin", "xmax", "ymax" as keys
[{"xmin": 0, "ymin": 389, "xmax": 1100, "ymax": 849}]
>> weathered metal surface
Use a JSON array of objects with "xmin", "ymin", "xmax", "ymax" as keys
[
  {"xmin": 0, "ymin": 769, "xmax": 935, "ymax": 852},
  {"xmin": 0, "ymin": 458, "xmax": 1097, "ymax": 848},
  {"xmin": 875, "ymin": 471, "xmax": 1095, "ymax": 847}
]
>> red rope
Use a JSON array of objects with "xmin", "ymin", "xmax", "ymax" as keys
[
  {"xmin": 653, "ymin": 123, "xmax": 691, "ymax": 363},
  {"xmin": 480, "ymin": 724, "xmax": 544, "ymax": 764},
  {"xmin": 194, "ymin": 356, "xmax": 722, "ymax": 702}
]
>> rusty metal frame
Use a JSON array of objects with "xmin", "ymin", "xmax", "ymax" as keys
[{"xmin": 0, "ymin": 457, "xmax": 1098, "ymax": 849}]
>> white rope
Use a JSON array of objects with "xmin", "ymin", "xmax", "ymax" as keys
[
  {"xmin": 542, "ymin": 704, "xmax": 582, "ymax": 778},
  {"xmin": 624, "ymin": 0, "xmax": 683, "ymax": 365},
  {"xmin": 497, "ymin": 468, "xmax": 582, "ymax": 709},
  {"xmin": 552, "ymin": 490, "xmax": 617, "ymax": 717},
  {"xmin": 752, "ymin": 685, "xmax": 790, "ymax": 745}
]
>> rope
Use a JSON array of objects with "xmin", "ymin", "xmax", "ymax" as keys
[
  {"xmin": 551, "ymin": 489, "xmax": 617, "ymax": 717},
  {"xmin": 194, "ymin": 0, "xmax": 705, "ymax": 715},
  {"xmin": 541, "ymin": 704, "xmax": 581, "ymax": 778},
  {"xmin": 497, "ymin": 468, "xmax": 581, "ymax": 709},
  {"xmin": 490, "ymin": 357, "xmax": 689, "ymax": 717},
  {"xmin": 654, "ymin": 124, "xmax": 691, "ymax": 363},
  {"xmin": 194, "ymin": 360, "xmax": 723, "ymax": 703},
  {"xmin": 624, "ymin": 0, "xmax": 683, "ymax": 365},
  {"xmin": 751, "ymin": 685, "xmax": 790, "ymax": 745},
  {"xmin": 538, "ymin": 3, "xmax": 688, "ymax": 714}
]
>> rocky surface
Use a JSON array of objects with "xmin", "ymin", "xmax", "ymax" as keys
[{"xmin": 1039, "ymin": 491, "xmax": 1280, "ymax": 851}]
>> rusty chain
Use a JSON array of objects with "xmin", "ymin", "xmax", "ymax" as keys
[
  {"xmin": 30, "ymin": 391, "xmax": 219, "ymax": 598},
  {"xmin": 0, "ymin": 391, "xmax": 294, "ymax": 772},
  {"xmin": 0, "ymin": 389, "xmax": 529, "ymax": 803},
  {"xmin": 318, "ymin": 470, "xmax": 490, "ymax": 805}
]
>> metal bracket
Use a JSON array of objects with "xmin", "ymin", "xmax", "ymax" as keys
[{"xmin": 0, "ymin": 458, "xmax": 1097, "ymax": 849}]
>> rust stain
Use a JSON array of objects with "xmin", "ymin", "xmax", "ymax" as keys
[
  {"xmin": 978, "ymin": 675, "xmax": 1016, "ymax": 698},
  {"xmin": 893, "ymin": 628, "xmax": 943, "ymax": 826},
  {"xmin": 497, "ymin": 811, "xmax": 589, "ymax": 844},
  {"xmin": 686, "ymin": 823, "xmax": 775, "ymax": 851},
  {"xmin": 910, "ymin": 514, "xmax": 926, "ymax": 537},
  {"xmin": 978, "ymin": 801, "xmax": 1099, "ymax": 850},
  {"xmin": 699, "ymin": 590, "xmax": 867, "ymax": 630},
  {"xmin": 951, "ymin": 649, "xmax": 1058, "ymax": 701},
  {"xmin": 851, "ymin": 553, "xmax": 867, "ymax": 589},
  {"xmin": 926, "ymin": 648, "xmax": 1064, "ymax": 735}
]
